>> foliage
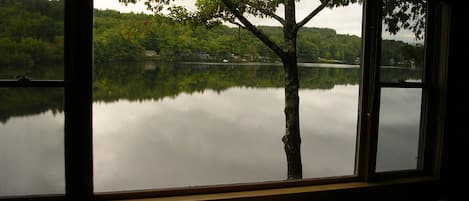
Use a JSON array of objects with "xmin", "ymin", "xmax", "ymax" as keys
[
  {"xmin": 381, "ymin": 39, "xmax": 424, "ymax": 68},
  {"xmin": 92, "ymin": 9, "xmax": 421, "ymax": 66},
  {"xmin": 0, "ymin": 0, "xmax": 63, "ymax": 71},
  {"xmin": 94, "ymin": 29, "xmax": 145, "ymax": 63},
  {"xmin": 382, "ymin": 0, "xmax": 427, "ymax": 40},
  {"xmin": 0, "ymin": 0, "xmax": 424, "ymax": 68}
]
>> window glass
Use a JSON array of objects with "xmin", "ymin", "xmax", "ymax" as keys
[
  {"xmin": 93, "ymin": 1, "xmax": 362, "ymax": 192},
  {"xmin": 376, "ymin": 0, "xmax": 427, "ymax": 173},
  {"xmin": 376, "ymin": 88, "xmax": 422, "ymax": 172},
  {"xmin": 380, "ymin": 0, "xmax": 427, "ymax": 83},
  {"xmin": 299, "ymin": 65, "xmax": 360, "ymax": 178},
  {"xmin": 0, "ymin": 0, "xmax": 64, "ymax": 80},
  {"xmin": 0, "ymin": 88, "xmax": 64, "ymax": 197}
]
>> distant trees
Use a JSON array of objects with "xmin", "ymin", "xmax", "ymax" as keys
[
  {"xmin": 0, "ymin": 1, "xmax": 424, "ymax": 68},
  {"xmin": 0, "ymin": 36, "xmax": 63, "ymax": 68},
  {"xmin": 94, "ymin": 29, "xmax": 145, "ymax": 63},
  {"xmin": 381, "ymin": 40, "xmax": 424, "ymax": 67},
  {"xmin": 0, "ymin": 0, "xmax": 63, "ymax": 69},
  {"xmin": 93, "ymin": 10, "xmax": 425, "ymax": 66},
  {"xmin": 92, "ymin": 9, "xmax": 421, "ymax": 66}
]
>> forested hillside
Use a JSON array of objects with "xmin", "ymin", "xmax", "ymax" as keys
[
  {"xmin": 93, "ymin": 9, "xmax": 363, "ymax": 63},
  {"xmin": 0, "ymin": 0, "xmax": 423, "ymax": 66},
  {"xmin": 0, "ymin": 0, "xmax": 63, "ymax": 69}
]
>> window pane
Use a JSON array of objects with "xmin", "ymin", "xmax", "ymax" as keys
[
  {"xmin": 93, "ymin": 1, "xmax": 361, "ymax": 192},
  {"xmin": 380, "ymin": 0, "xmax": 426, "ymax": 83},
  {"xmin": 0, "ymin": 0, "xmax": 64, "ymax": 80},
  {"xmin": 0, "ymin": 88, "xmax": 64, "ymax": 197},
  {"xmin": 93, "ymin": 63, "xmax": 361, "ymax": 191},
  {"xmin": 299, "ymin": 66, "xmax": 360, "ymax": 178},
  {"xmin": 376, "ymin": 88, "xmax": 422, "ymax": 172}
]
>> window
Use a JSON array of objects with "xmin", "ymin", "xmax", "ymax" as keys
[
  {"xmin": 0, "ymin": 88, "xmax": 65, "ymax": 197},
  {"xmin": 92, "ymin": 1, "xmax": 362, "ymax": 192},
  {"xmin": 0, "ymin": 0, "xmax": 65, "ymax": 198},
  {"xmin": 376, "ymin": 0, "xmax": 428, "ymax": 172},
  {"xmin": 0, "ymin": 0, "xmax": 452, "ymax": 200}
]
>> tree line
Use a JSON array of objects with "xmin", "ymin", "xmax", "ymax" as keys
[
  {"xmin": 0, "ymin": 0, "xmax": 423, "ymax": 68},
  {"xmin": 93, "ymin": 9, "xmax": 359, "ymax": 64},
  {"xmin": 0, "ymin": 0, "xmax": 63, "ymax": 70},
  {"xmin": 93, "ymin": 8, "xmax": 422, "ymax": 65}
]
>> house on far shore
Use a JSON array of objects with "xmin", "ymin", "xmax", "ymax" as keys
[
  {"xmin": 145, "ymin": 50, "xmax": 158, "ymax": 57},
  {"xmin": 354, "ymin": 56, "xmax": 361, "ymax": 65}
]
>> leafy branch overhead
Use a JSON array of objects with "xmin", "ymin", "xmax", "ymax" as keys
[
  {"xmin": 382, "ymin": 0, "xmax": 426, "ymax": 40},
  {"xmin": 119, "ymin": 0, "xmax": 426, "ymax": 41},
  {"xmin": 119, "ymin": 0, "xmax": 360, "ymax": 27},
  {"xmin": 119, "ymin": 0, "xmax": 363, "ymax": 56}
]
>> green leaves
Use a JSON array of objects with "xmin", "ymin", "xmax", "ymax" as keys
[
  {"xmin": 94, "ymin": 29, "xmax": 145, "ymax": 63},
  {"xmin": 322, "ymin": 0, "xmax": 362, "ymax": 8},
  {"xmin": 119, "ymin": 0, "xmax": 174, "ymax": 12},
  {"xmin": 382, "ymin": 0, "xmax": 427, "ymax": 40},
  {"xmin": 0, "ymin": 0, "xmax": 64, "ymax": 72}
]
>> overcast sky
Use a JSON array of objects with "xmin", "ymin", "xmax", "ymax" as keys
[{"xmin": 94, "ymin": 0, "xmax": 364, "ymax": 36}]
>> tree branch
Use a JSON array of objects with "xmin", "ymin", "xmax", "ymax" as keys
[
  {"xmin": 245, "ymin": 1, "xmax": 286, "ymax": 26},
  {"xmin": 294, "ymin": 0, "xmax": 330, "ymax": 32},
  {"xmin": 221, "ymin": 0, "xmax": 285, "ymax": 58},
  {"xmin": 227, "ymin": 20, "xmax": 247, "ymax": 29}
]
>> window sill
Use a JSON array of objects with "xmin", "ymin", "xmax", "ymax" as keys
[{"xmin": 110, "ymin": 176, "xmax": 441, "ymax": 201}]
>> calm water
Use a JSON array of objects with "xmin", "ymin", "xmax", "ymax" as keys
[{"xmin": 0, "ymin": 62, "xmax": 422, "ymax": 196}]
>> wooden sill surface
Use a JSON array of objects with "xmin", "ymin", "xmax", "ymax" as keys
[{"xmin": 116, "ymin": 176, "xmax": 438, "ymax": 201}]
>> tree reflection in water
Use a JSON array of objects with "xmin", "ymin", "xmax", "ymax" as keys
[{"xmin": 1, "ymin": 62, "xmax": 421, "ymax": 194}]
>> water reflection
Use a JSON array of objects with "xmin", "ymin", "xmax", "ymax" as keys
[
  {"xmin": 93, "ymin": 85, "xmax": 358, "ymax": 191},
  {"xmin": 0, "ymin": 62, "xmax": 422, "ymax": 194},
  {"xmin": 0, "ymin": 88, "xmax": 64, "ymax": 197},
  {"xmin": 0, "ymin": 111, "xmax": 64, "ymax": 197},
  {"xmin": 376, "ymin": 88, "xmax": 422, "ymax": 172}
]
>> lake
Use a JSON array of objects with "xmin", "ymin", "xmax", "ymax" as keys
[{"xmin": 0, "ymin": 62, "xmax": 422, "ymax": 196}]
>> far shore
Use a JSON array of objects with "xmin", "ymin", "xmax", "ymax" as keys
[{"xmin": 174, "ymin": 61, "xmax": 361, "ymax": 68}]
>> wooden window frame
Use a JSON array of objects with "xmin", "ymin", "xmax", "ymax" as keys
[{"xmin": 0, "ymin": 0, "xmax": 451, "ymax": 200}]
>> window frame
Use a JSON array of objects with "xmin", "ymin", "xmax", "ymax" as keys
[
  {"xmin": 371, "ymin": 0, "xmax": 448, "ymax": 181},
  {"xmin": 0, "ymin": 0, "xmax": 450, "ymax": 200},
  {"xmin": 63, "ymin": 0, "xmax": 94, "ymax": 200},
  {"xmin": 373, "ymin": 0, "xmax": 430, "ymax": 175}
]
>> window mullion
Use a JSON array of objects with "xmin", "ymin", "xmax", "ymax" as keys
[
  {"xmin": 420, "ymin": 1, "xmax": 450, "ymax": 176},
  {"xmin": 356, "ymin": 0, "xmax": 382, "ymax": 182},
  {"xmin": 64, "ymin": 0, "xmax": 94, "ymax": 200},
  {"xmin": 0, "ymin": 80, "xmax": 65, "ymax": 88}
]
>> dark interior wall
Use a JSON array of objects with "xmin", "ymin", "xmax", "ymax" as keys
[{"xmin": 440, "ymin": 1, "xmax": 468, "ymax": 200}]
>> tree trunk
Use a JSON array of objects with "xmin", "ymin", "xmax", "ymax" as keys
[
  {"xmin": 282, "ymin": 49, "xmax": 302, "ymax": 180},
  {"xmin": 282, "ymin": 0, "xmax": 302, "ymax": 180}
]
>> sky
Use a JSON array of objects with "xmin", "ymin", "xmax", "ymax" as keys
[{"xmin": 93, "ymin": 0, "xmax": 422, "ymax": 43}]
